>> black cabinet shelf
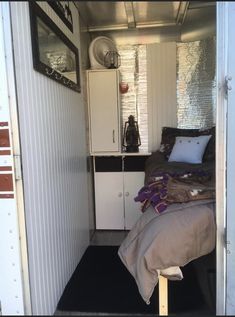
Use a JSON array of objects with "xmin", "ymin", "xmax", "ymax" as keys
[{"xmin": 94, "ymin": 155, "xmax": 150, "ymax": 172}]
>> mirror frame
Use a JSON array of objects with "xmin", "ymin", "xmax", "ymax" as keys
[
  {"xmin": 29, "ymin": 2, "xmax": 81, "ymax": 93},
  {"xmin": 47, "ymin": 1, "xmax": 73, "ymax": 33}
]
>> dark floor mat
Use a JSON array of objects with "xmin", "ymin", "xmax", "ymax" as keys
[{"xmin": 57, "ymin": 246, "xmax": 212, "ymax": 315}]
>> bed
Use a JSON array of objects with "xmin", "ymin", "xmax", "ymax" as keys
[{"xmin": 118, "ymin": 127, "xmax": 216, "ymax": 315}]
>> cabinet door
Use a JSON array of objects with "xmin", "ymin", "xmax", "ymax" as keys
[
  {"xmin": 88, "ymin": 70, "xmax": 120, "ymax": 153},
  {"xmin": 95, "ymin": 172, "xmax": 124, "ymax": 229},
  {"xmin": 123, "ymin": 172, "xmax": 145, "ymax": 230}
]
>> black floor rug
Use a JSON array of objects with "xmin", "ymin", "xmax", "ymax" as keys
[{"xmin": 57, "ymin": 246, "xmax": 210, "ymax": 315}]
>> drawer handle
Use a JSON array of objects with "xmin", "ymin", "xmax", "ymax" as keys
[
  {"xmin": 112, "ymin": 130, "xmax": 115, "ymax": 143},
  {"xmin": 118, "ymin": 192, "xmax": 122, "ymax": 197},
  {"xmin": 125, "ymin": 192, "xmax": 129, "ymax": 197}
]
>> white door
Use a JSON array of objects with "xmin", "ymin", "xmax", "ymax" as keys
[
  {"xmin": 88, "ymin": 70, "xmax": 120, "ymax": 153},
  {"xmin": 95, "ymin": 172, "xmax": 124, "ymax": 229},
  {"xmin": 223, "ymin": 2, "xmax": 235, "ymax": 315},
  {"xmin": 0, "ymin": 2, "xmax": 30, "ymax": 315},
  {"xmin": 217, "ymin": 2, "xmax": 235, "ymax": 315},
  {"xmin": 123, "ymin": 172, "xmax": 144, "ymax": 230}
]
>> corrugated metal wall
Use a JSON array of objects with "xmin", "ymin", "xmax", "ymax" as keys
[
  {"xmin": 79, "ymin": 17, "xmax": 95, "ymax": 239},
  {"xmin": 147, "ymin": 42, "xmax": 177, "ymax": 152},
  {"xmin": 10, "ymin": 2, "xmax": 89, "ymax": 315}
]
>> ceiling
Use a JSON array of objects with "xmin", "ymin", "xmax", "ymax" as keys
[{"xmin": 76, "ymin": 1, "xmax": 216, "ymax": 33}]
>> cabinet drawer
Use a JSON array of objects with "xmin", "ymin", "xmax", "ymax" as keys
[
  {"xmin": 124, "ymin": 155, "xmax": 149, "ymax": 171},
  {"xmin": 95, "ymin": 156, "xmax": 122, "ymax": 172}
]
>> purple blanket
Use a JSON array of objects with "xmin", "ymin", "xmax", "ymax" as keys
[{"xmin": 134, "ymin": 170, "xmax": 215, "ymax": 214}]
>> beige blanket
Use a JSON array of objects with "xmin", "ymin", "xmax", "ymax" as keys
[{"xmin": 118, "ymin": 199, "xmax": 216, "ymax": 304}]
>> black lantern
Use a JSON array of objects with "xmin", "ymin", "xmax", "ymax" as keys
[
  {"xmin": 122, "ymin": 115, "xmax": 141, "ymax": 152},
  {"xmin": 104, "ymin": 51, "xmax": 120, "ymax": 69}
]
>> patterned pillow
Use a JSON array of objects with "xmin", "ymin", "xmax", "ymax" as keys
[{"xmin": 159, "ymin": 126, "xmax": 215, "ymax": 162}]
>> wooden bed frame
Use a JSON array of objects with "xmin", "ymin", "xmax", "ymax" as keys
[{"xmin": 159, "ymin": 276, "xmax": 168, "ymax": 315}]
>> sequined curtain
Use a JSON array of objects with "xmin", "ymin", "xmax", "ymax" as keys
[
  {"xmin": 176, "ymin": 37, "xmax": 216, "ymax": 129},
  {"xmin": 117, "ymin": 45, "xmax": 148, "ymax": 152}
]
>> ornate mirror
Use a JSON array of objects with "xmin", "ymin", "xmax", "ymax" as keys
[{"xmin": 29, "ymin": 2, "xmax": 80, "ymax": 92}]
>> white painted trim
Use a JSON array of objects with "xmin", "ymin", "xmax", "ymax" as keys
[
  {"xmin": 216, "ymin": 2, "xmax": 227, "ymax": 315},
  {"xmin": 0, "ymin": 2, "xmax": 25, "ymax": 315},
  {"xmin": 2, "ymin": 2, "xmax": 31, "ymax": 314},
  {"xmin": 225, "ymin": 2, "xmax": 235, "ymax": 315}
]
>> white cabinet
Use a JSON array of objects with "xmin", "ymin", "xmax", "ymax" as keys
[
  {"xmin": 123, "ymin": 172, "xmax": 145, "ymax": 230},
  {"xmin": 94, "ymin": 171, "xmax": 144, "ymax": 230},
  {"xmin": 93, "ymin": 156, "xmax": 149, "ymax": 230},
  {"xmin": 87, "ymin": 69, "xmax": 120, "ymax": 154},
  {"xmin": 95, "ymin": 172, "xmax": 124, "ymax": 230}
]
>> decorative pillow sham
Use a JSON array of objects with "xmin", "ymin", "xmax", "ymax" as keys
[
  {"xmin": 159, "ymin": 126, "xmax": 215, "ymax": 161},
  {"xmin": 168, "ymin": 135, "xmax": 212, "ymax": 164}
]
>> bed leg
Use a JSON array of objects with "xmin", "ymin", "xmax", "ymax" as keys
[{"xmin": 159, "ymin": 275, "xmax": 168, "ymax": 316}]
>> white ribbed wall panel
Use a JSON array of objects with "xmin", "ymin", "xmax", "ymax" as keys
[
  {"xmin": 147, "ymin": 43, "xmax": 177, "ymax": 152},
  {"xmin": 10, "ymin": 2, "xmax": 89, "ymax": 315}
]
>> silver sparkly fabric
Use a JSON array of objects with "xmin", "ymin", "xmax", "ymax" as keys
[
  {"xmin": 117, "ymin": 45, "xmax": 148, "ymax": 152},
  {"xmin": 176, "ymin": 37, "xmax": 216, "ymax": 129},
  {"xmin": 117, "ymin": 38, "xmax": 215, "ymax": 154}
]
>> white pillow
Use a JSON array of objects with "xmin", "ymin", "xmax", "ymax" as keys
[{"xmin": 168, "ymin": 135, "xmax": 212, "ymax": 164}]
